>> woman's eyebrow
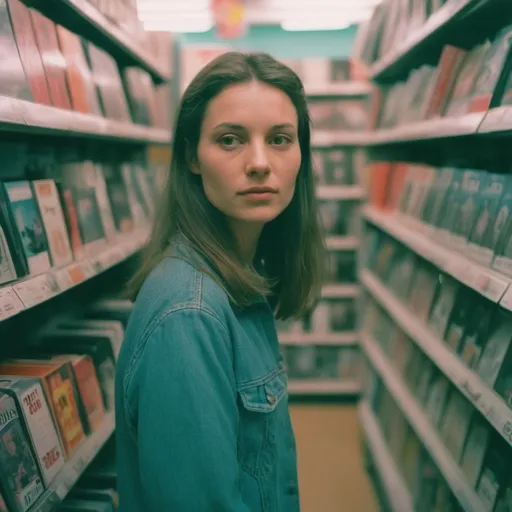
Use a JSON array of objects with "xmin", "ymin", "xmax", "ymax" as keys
[
  {"xmin": 212, "ymin": 122, "xmax": 296, "ymax": 131},
  {"xmin": 212, "ymin": 123, "xmax": 246, "ymax": 131}
]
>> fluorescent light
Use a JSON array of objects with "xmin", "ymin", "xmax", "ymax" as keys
[
  {"xmin": 144, "ymin": 19, "xmax": 213, "ymax": 33},
  {"xmin": 281, "ymin": 19, "xmax": 352, "ymax": 31}
]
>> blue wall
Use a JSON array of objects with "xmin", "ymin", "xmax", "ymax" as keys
[{"xmin": 178, "ymin": 23, "xmax": 358, "ymax": 59}]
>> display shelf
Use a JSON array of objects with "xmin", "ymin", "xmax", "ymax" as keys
[
  {"xmin": 311, "ymin": 130, "xmax": 370, "ymax": 148},
  {"xmin": 305, "ymin": 82, "xmax": 372, "ymax": 98},
  {"xmin": 288, "ymin": 380, "xmax": 360, "ymax": 395},
  {"xmin": 0, "ymin": 229, "xmax": 148, "ymax": 323},
  {"xmin": 325, "ymin": 236, "xmax": 360, "ymax": 251},
  {"xmin": 0, "ymin": 96, "xmax": 171, "ymax": 144},
  {"xmin": 31, "ymin": 412, "xmax": 115, "ymax": 512},
  {"xmin": 368, "ymin": 112, "xmax": 485, "ymax": 146},
  {"xmin": 321, "ymin": 284, "xmax": 360, "ymax": 298},
  {"xmin": 48, "ymin": 0, "xmax": 170, "ymax": 83},
  {"xmin": 478, "ymin": 106, "xmax": 512, "ymax": 134},
  {"xmin": 370, "ymin": 0, "xmax": 478, "ymax": 82},
  {"xmin": 317, "ymin": 185, "xmax": 365, "ymax": 200},
  {"xmin": 358, "ymin": 400, "xmax": 414, "ymax": 512},
  {"xmin": 361, "ymin": 332, "xmax": 486, "ymax": 512},
  {"xmin": 278, "ymin": 331, "xmax": 359, "ymax": 346},
  {"xmin": 363, "ymin": 206, "xmax": 510, "ymax": 304},
  {"xmin": 360, "ymin": 269, "xmax": 512, "ymax": 449}
]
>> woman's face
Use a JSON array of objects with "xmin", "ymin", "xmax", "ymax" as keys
[{"xmin": 194, "ymin": 80, "xmax": 302, "ymax": 229}]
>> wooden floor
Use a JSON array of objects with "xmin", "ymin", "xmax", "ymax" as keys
[{"xmin": 290, "ymin": 404, "xmax": 380, "ymax": 512}]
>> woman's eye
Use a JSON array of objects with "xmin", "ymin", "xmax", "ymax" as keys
[
  {"xmin": 218, "ymin": 135, "xmax": 242, "ymax": 148},
  {"xmin": 270, "ymin": 135, "xmax": 292, "ymax": 146}
]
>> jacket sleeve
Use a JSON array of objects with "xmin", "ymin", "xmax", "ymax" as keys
[{"xmin": 135, "ymin": 307, "xmax": 251, "ymax": 511}]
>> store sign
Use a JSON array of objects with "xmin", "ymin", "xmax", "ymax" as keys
[{"xmin": 211, "ymin": 0, "xmax": 247, "ymax": 39}]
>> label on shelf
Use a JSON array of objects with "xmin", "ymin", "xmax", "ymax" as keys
[
  {"xmin": 0, "ymin": 286, "xmax": 25, "ymax": 320},
  {"xmin": 13, "ymin": 274, "xmax": 59, "ymax": 309}
]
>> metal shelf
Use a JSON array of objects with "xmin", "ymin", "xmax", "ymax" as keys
[
  {"xmin": 363, "ymin": 206, "xmax": 510, "ymax": 304},
  {"xmin": 0, "ymin": 96, "xmax": 171, "ymax": 143},
  {"xmin": 311, "ymin": 130, "xmax": 370, "ymax": 148},
  {"xmin": 368, "ymin": 112, "xmax": 485, "ymax": 146},
  {"xmin": 305, "ymin": 82, "xmax": 372, "ymax": 98},
  {"xmin": 278, "ymin": 331, "xmax": 358, "ymax": 346},
  {"xmin": 321, "ymin": 284, "xmax": 360, "ymax": 299},
  {"xmin": 478, "ymin": 106, "xmax": 512, "ymax": 134},
  {"xmin": 359, "ymin": 401, "xmax": 414, "ymax": 512},
  {"xmin": 361, "ymin": 269, "xmax": 512, "ymax": 449},
  {"xmin": 31, "ymin": 412, "xmax": 115, "ymax": 512},
  {"xmin": 317, "ymin": 185, "xmax": 365, "ymax": 200},
  {"xmin": 288, "ymin": 380, "xmax": 360, "ymax": 395},
  {"xmin": 0, "ymin": 230, "xmax": 148, "ymax": 322},
  {"xmin": 325, "ymin": 236, "xmax": 360, "ymax": 251}
]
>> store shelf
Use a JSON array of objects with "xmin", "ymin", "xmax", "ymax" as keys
[
  {"xmin": 49, "ymin": 0, "xmax": 169, "ymax": 83},
  {"xmin": 305, "ymin": 82, "xmax": 372, "ymax": 98},
  {"xmin": 0, "ymin": 96, "xmax": 171, "ymax": 143},
  {"xmin": 317, "ymin": 185, "xmax": 365, "ymax": 200},
  {"xmin": 288, "ymin": 380, "xmax": 360, "ymax": 395},
  {"xmin": 360, "ymin": 269, "xmax": 512, "ymax": 449},
  {"xmin": 370, "ymin": 0, "xmax": 480, "ymax": 82},
  {"xmin": 0, "ymin": 229, "xmax": 148, "ymax": 322},
  {"xmin": 321, "ymin": 284, "xmax": 360, "ymax": 298},
  {"xmin": 363, "ymin": 206, "xmax": 510, "ymax": 304},
  {"xmin": 31, "ymin": 411, "xmax": 115, "ymax": 512},
  {"xmin": 368, "ymin": 112, "xmax": 485, "ymax": 146},
  {"xmin": 358, "ymin": 401, "xmax": 414, "ymax": 512},
  {"xmin": 311, "ymin": 130, "xmax": 370, "ymax": 148},
  {"xmin": 278, "ymin": 331, "xmax": 359, "ymax": 346},
  {"xmin": 325, "ymin": 236, "xmax": 360, "ymax": 251},
  {"xmin": 361, "ymin": 332, "xmax": 485, "ymax": 512}
]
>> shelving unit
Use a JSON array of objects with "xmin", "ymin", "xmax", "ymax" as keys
[
  {"xmin": 359, "ymin": 401, "xmax": 414, "ymax": 512},
  {"xmin": 0, "ymin": 229, "xmax": 147, "ymax": 322},
  {"xmin": 0, "ymin": 0, "xmax": 173, "ymax": 508},
  {"xmin": 279, "ymin": 76, "xmax": 369, "ymax": 399},
  {"xmin": 0, "ymin": 96, "xmax": 170, "ymax": 143},
  {"xmin": 363, "ymin": 206, "xmax": 510, "ymax": 304},
  {"xmin": 355, "ymin": 0, "xmax": 512, "ymax": 509},
  {"xmin": 362, "ymin": 332, "xmax": 486, "ymax": 512}
]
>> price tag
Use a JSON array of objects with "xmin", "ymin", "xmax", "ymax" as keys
[
  {"xmin": 79, "ymin": 260, "xmax": 95, "ymax": 278},
  {"xmin": 476, "ymin": 274, "xmax": 508, "ymax": 303},
  {"xmin": 67, "ymin": 263, "xmax": 88, "ymax": 285},
  {"xmin": 0, "ymin": 286, "xmax": 25, "ymax": 320},
  {"xmin": 13, "ymin": 274, "xmax": 58, "ymax": 308}
]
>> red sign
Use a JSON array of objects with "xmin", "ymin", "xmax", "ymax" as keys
[{"xmin": 211, "ymin": 0, "xmax": 246, "ymax": 39}]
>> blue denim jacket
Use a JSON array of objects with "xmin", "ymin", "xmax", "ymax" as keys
[{"xmin": 115, "ymin": 243, "xmax": 300, "ymax": 511}]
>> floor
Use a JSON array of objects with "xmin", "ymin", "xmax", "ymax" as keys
[{"xmin": 290, "ymin": 404, "xmax": 379, "ymax": 512}]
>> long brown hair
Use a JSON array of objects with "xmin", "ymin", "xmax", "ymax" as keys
[{"xmin": 128, "ymin": 51, "xmax": 325, "ymax": 320}]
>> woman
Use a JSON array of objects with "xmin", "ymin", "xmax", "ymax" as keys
[{"xmin": 115, "ymin": 51, "xmax": 325, "ymax": 511}]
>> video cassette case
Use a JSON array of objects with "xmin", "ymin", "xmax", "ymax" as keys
[
  {"xmin": 0, "ymin": 375, "xmax": 64, "ymax": 485},
  {"xmin": 0, "ymin": 391, "xmax": 44, "ymax": 512}
]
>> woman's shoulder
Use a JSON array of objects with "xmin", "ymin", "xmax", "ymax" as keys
[{"xmin": 135, "ymin": 252, "xmax": 230, "ymax": 322}]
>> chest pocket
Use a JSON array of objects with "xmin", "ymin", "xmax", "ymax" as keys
[{"xmin": 237, "ymin": 367, "xmax": 287, "ymax": 478}]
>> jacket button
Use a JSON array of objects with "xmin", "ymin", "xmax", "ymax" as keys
[{"xmin": 266, "ymin": 392, "xmax": 276, "ymax": 405}]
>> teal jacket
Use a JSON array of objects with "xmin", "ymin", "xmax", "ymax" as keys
[{"xmin": 115, "ymin": 242, "xmax": 300, "ymax": 511}]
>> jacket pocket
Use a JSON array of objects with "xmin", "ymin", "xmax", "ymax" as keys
[{"xmin": 237, "ymin": 369, "xmax": 287, "ymax": 478}]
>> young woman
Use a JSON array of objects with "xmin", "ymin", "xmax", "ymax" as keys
[{"xmin": 115, "ymin": 51, "xmax": 325, "ymax": 511}]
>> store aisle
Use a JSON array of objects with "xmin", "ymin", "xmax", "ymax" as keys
[{"xmin": 290, "ymin": 404, "xmax": 379, "ymax": 512}]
